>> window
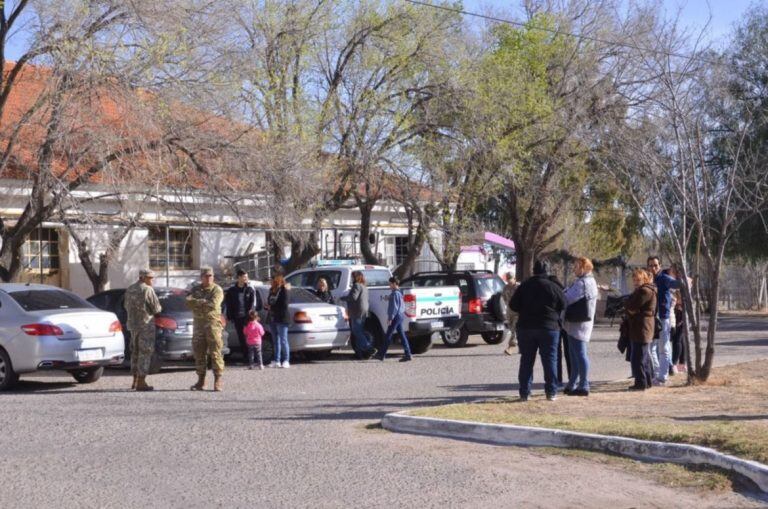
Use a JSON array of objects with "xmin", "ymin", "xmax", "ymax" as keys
[
  {"xmin": 10, "ymin": 289, "xmax": 93, "ymax": 311},
  {"xmin": 148, "ymin": 227, "xmax": 193, "ymax": 271},
  {"xmin": 394, "ymin": 236, "xmax": 409, "ymax": 266},
  {"xmin": 362, "ymin": 269, "xmax": 392, "ymax": 288},
  {"xmin": 475, "ymin": 275, "xmax": 505, "ymax": 297},
  {"xmin": 21, "ymin": 228, "xmax": 60, "ymax": 270}
]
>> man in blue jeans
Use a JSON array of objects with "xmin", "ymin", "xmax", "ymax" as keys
[
  {"xmin": 374, "ymin": 277, "xmax": 413, "ymax": 362},
  {"xmin": 510, "ymin": 261, "xmax": 567, "ymax": 401},
  {"xmin": 647, "ymin": 256, "xmax": 681, "ymax": 385}
]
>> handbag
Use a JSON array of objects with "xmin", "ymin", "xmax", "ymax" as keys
[
  {"xmin": 564, "ymin": 279, "xmax": 591, "ymax": 322},
  {"xmin": 565, "ymin": 297, "xmax": 590, "ymax": 322}
]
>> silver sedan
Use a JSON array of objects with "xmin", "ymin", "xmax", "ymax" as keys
[
  {"xmin": 227, "ymin": 285, "xmax": 350, "ymax": 362},
  {"xmin": 0, "ymin": 283, "xmax": 125, "ymax": 390}
]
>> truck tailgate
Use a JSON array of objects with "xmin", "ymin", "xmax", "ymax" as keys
[{"xmin": 403, "ymin": 287, "xmax": 461, "ymax": 320}]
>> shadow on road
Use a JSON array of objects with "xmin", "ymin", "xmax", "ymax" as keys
[{"xmin": 672, "ymin": 414, "xmax": 768, "ymax": 422}]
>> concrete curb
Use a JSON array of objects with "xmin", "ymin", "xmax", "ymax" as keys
[{"xmin": 381, "ymin": 412, "xmax": 768, "ymax": 493}]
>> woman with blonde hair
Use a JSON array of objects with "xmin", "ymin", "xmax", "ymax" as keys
[
  {"xmin": 624, "ymin": 268, "xmax": 657, "ymax": 390},
  {"xmin": 563, "ymin": 257, "xmax": 598, "ymax": 396}
]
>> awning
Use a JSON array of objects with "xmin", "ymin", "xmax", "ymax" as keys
[
  {"xmin": 482, "ymin": 232, "xmax": 515, "ymax": 250},
  {"xmin": 460, "ymin": 232, "xmax": 515, "ymax": 253}
]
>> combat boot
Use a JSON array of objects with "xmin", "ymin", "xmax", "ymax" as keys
[
  {"xmin": 190, "ymin": 373, "xmax": 205, "ymax": 391},
  {"xmin": 213, "ymin": 374, "xmax": 223, "ymax": 392},
  {"xmin": 131, "ymin": 374, "xmax": 137, "ymax": 390},
  {"xmin": 135, "ymin": 376, "xmax": 154, "ymax": 391}
]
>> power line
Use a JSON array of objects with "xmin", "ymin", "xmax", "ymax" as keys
[{"xmin": 404, "ymin": 0, "xmax": 725, "ymax": 68}]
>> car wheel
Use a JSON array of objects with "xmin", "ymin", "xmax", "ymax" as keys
[
  {"xmin": 70, "ymin": 366, "xmax": 104, "ymax": 384},
  {"xmin": 148, "ymin": 353, "xmax": 163, "ymax": 375},
  {"xmin": 0, "ymin": 348, "xmax": 19, "ymax": 391},
  {"xmin": 408, "ymin": 335, "xmax": 432, "ymax": 355},
  {"xmin": 121, "ymin": 334, "xmax": 132, "ymax": 369},
  {"xmin": 304, "ymin": 349, "xmax": 333, "ymax": 361},
  {"xmin": 441, "ymin": 326, "xmax": 469, "ymax": 347},
  {"xmin": 481, "ymin": 331, "xmax": 505, "ymax": 344},
  {"xmin": 261, "ymin": 334, "xmax": 275, "ymax": 365}
]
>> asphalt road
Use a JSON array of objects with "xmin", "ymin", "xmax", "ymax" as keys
[{"xmin": 1, "ymin": 317, "xmax": 767, "ymax": 508}]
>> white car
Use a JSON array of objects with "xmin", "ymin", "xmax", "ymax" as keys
[
  {"xmin": 0, "ymin": 283, "xmax": 125, "ymax": 390},
  {"xmin": 226, "ymin": 285, "xmax": 351, "ymax": 362}
]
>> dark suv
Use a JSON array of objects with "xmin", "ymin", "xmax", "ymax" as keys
[{"xmin": 400, "ymin": 271, "xmax": 508, "ymax": 347}]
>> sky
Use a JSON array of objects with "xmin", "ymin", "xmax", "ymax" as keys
[
  {"xmin": 461, "ymin": 0, "xmax": 756, "ymax": 46},
  {"xmin": 3, "ymin": 0, "xmax": 757, "ymax": 60}
]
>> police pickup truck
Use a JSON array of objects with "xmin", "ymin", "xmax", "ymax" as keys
[{"xmin": 285, "ymin": 263, "xmax": 461, "ymax": 354}]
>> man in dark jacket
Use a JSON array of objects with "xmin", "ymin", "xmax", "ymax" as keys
[
  {"xmin": 647, "ymin": 256, "xmax": 681, "ymax": 384},
  {"xmin": 225, "ymin": 269, "xmax": 260, "ymax": 363},
  {"xmin": 510, "ymin": 260, "xmax": 567, "ymax": 401}
]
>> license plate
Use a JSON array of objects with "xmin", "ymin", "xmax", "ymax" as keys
[
  {"xmin": 76, "ymin": 349, "xmax": 103, "ymax": 362},
  {"xmin": 430, "ymin": 320, "xmax": 443, "ymax": 330}
]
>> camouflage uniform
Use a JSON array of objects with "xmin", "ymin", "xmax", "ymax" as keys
[
  {"xmin": 186, "ymin": 282, "xmax": 225, "ymax": 376},
  {"xmin": 124, "ymin": 280, "xmax": 162, "ymax": 377}
]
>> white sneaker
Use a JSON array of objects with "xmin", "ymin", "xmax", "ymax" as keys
[
  {"xmin": 281, "ymin": 361, "xmax": 290, "ymax": 369},
  {"xmin": 269, "ymin": 362, "xmax": 280, "ymax": 368}
]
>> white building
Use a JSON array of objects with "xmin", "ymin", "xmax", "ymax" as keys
[{"xmin": 0, "ymin": 181, "xmax": 444, "ymax": 296}]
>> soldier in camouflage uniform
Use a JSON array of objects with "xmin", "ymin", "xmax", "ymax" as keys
[
  {"xmin": 186, "ymin": 267, "xmax": 225, "ymax": 392},
  {"xmin": 124, "ymin": 269, "xmax": 162, "ymax": 391}
]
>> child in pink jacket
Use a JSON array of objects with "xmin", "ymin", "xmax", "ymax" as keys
[{"xmin": 244, "ymin": 310, "xmax": 265, "ymax": 370}]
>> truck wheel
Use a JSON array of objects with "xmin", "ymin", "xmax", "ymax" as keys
[
  {"xmin": 408, "ymin": 335, "xmax": 432, "ymax": 354},
  {"xmin": 364, "ymin": 319, "xmax": 384, "ymax": 352},
  {"xmin": 441, "ymin": 327, "xmax": 469, "ymax": 347},
  {"xmin": 70, "ymin": 366, "xmax": 104, "ymax": 384},
  {"xmin": 0, "ymin": 348, "xmax": 19, "ymax": 391},
  {"xmin": 481, "ymin": 331, "xmax": 505, "ymax": 344}
]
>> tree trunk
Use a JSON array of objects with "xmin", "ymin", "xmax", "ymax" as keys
[
  {"xmin": 358, "ymin": 199, "xmax": 379, "ymax": 265},
  {"xmin": 392, "ymin": 219, "xmax": 428, "ymax": 280},
  {"xmin": 699, "ymin": 273, "xmax": 720, "ymax": 381},
  {"xmin": 514, "ymin": 243, "xmax": 535, "ymax": 281}
]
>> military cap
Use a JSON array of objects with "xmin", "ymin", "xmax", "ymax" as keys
[
  {"xmin": 200, "ymin": 267, "xmax": 214, "ymax": 276},
  {"xmin": 139, "ymin": 269, "xmax": 156, "ymax": 278}
]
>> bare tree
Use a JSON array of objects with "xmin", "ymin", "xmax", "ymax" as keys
[{"xmin": 601, "ymin": 14, "xmax": 768, "ymax": 381}]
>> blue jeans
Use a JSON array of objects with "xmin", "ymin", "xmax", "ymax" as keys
[
  {"xmin": 650, "ymin": 318, "xmax": 672, "ymax": 381},
  {"xmin": 351, "ymin": 317, "xmax": 372, "ymax": 356},
  {"xmin": 517, "ymin": 328, "xmax": 559, "ymax": 398},
  {"xmin": 381, "ymin": 318, "xmax": 412, "ymax": 358},
  {"xmin": 270, "ymin": 322, "xmax": 289, "ymax": 364},
  {"xmin": 566, "ymin": 335, "xmax": 590, "ymax": 391}
]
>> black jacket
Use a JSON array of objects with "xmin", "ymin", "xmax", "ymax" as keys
[
  {"xmin": 314, "ymin": 289, "xmax": 335, "ymax": 305},
  {"xmin": 509, "ymin": 275, "xmax": 567, "ymax": 331},
  {"xmin": 224, "ymin": 283, "xmax": 261, "ymax": 321},
  {"xmin": 267, "ymin": 286, "xmax": 290, "ymax": 324}
]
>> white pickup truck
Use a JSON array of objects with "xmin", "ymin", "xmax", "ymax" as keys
[{"xmin": 285, "ymin": 264, "xmax": 461, "ymax": 354}]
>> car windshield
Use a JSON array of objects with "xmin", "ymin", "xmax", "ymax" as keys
[
  {"xmin": 156, "ymin": 290, "xmax": 189, "ymax": 313},
  {"xmin": 289, "ymin": 288, "xmax": 324, "ymax": 304},
  {"xmin": 10, "ymin": 289, "xmax": 94, "ymax": 311},
  {"xmin": 475, "ymin": 276, "xmax": 505, "ymax": 297}
]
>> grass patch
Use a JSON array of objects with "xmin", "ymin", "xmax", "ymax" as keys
[
  {"xmin": 412, "ymin": 359, "xmax": 768, "ymax": 465},
  {"xmin": 536, "ymin": 447, "xmax": 735, "ymax": 491}
]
